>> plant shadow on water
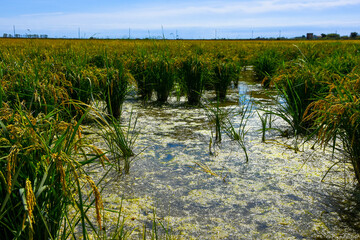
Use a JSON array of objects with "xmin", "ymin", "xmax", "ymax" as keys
[{"xmin": 91, "ymin": 78, "xmax": 360, "ymax": 239}]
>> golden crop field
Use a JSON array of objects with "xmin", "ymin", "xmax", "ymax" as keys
[{"xmin": 1, "ymin": 38, "xmax": 360, "ymax": 239}]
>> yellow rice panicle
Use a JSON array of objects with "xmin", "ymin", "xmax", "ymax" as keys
[
  {"xmin": 85, "ymin": 175, "xmax": 103, "ymax": 230},
  {"xmin": 25, "ymin": 178, "xmax": 37, "ymax": 226},
  {"xmin": 54, "ymin": 152, "xmax": 68, "ymax": 194},
  {"xmin": 6, "ymin": 145, "xmax": 19, "ymax": 193},
  {"xmin": 89, "ymin": 145, "xmax": 109, "ymax": 168}
]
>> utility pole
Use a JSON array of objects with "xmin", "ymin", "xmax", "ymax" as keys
[
  {"xmin": 13, "ymin": 25, "xmax": 15, "ymax": 36},
  {"xmin": 215, "ymin": 29, "xmax": 217, "ymax": 39},
  {"xmin": 251, "ymin": 30, "xmax": 254, "ymax": 39}
]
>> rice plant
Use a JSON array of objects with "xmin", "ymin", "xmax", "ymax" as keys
[
  {"xmin": 256, "ymin": 109, "xmax": 272, "ymax": 143},
  {"xmin": 272, "ymin": 59, "xmax": 329, "ymax": 136},
  {"xmin": 0, "ymin": 102, "xmax": 106, "ymax": 239},
  {"xmin": 65, "ymin": 64, "xmax": 94, "ymax": 105},
  {"xmin": 1, "ymin": 37, "xmax": 360, "ymax": 238},
  {"xmin": 88, "ymin": 54, "xmax": 107, "ymax": 68},
  {"xmin": 152, "ymin": 57, "xmax": 176, "ymax": 103},
  {"xmin": 104, "ymin": 61, "xmax": 133, "ymax": 119},
  {"xmin": 129, "ymin": 56, "xmax": 154, "ymax": 102},
  {"xmin": 95, "ymin": 110, "xmax": 138, "ymax": 174},
  {"xmin": 204, "ymin": 100, "xmax": 233, "ymax": 143},
  {"xmin": 225, "ymin": 98, "xmax": 253, "ymax": 162},
  {"xmin": 181, "ymin": 57, "xmax": 207, "ymax": 105},
  {"xmin": 252, "ymin": 49, "xmax": 281, "ymax": 88},
  {"xmin": 140, "ymin": 209, "xmax": 181, "ymax": 240},
  {"xmin": 305, "ymin": 74, "xmax": 360, "ymax": 184},
  {"xmin": 212, "ymin": 60, "xmax": 238, "ymax": 101}
]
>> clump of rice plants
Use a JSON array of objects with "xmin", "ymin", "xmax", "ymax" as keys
[
  {"xmin": 211, "ymin": 59, "xmax": 238, "ymax": 101},
  {"xmin": 95, "ymin": 110, "xmax": 138, "ymax": 174},
  {"xmin": 1, "ymin": 57, "xmax": 71, "ymax": 116},
  {"xmin": 129, "ymin": 56, "xmax": 154, "ymax": 101},
  {"xmin": 65, "ymin": 65, "xmax": 95, "ymax": 105},
  {"xmin": 152, "ymin": 57, "xmax": 176, "ymax": 103},
  {"xmin": 0, "ymin": 103, "xmax": 106, "ymax": 239},
  {"xmin": 272, "ymin": 60, "xmax": 329, "ymax": 135},
  {"xmin": 181, "ymin": 57, "xmax": 208, "ymax": 105},
  {"xmin": 322, "ymin": 51, "xmax": 358, "ymax": 76},
  {"xmin": 104, "ymin": 61, "xmax": 133, "ymax": 119},
  {"xmin": 88, "ymin": 54, "xmax": 107, "ymax": 68},
  {"xmin": 252, "ymin": 49, "xmax": 282, "ymax": 87},
  {"xmin": 305, "ymin": 70, "xmax": 360, "ymax": 183}
]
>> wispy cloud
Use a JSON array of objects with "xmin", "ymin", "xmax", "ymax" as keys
[
  {"xmin": 20, "ymin": 12, "xmax": 64, "ymax": 18},
  {"xmin": 0, "ymin": 0, "xmax": 359, "ymax": 36},
  {"xmin": 133, "ymin": 0, "xmax": 360, "ymax": 16},
  {"xmin": 234, "ymin": 0, "xmax": 360, "ymax": 13}
]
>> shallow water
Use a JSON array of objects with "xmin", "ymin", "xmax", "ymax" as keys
[{"xmin": 89, "ymin": 77, "xmax": 360, "ymax": 239}]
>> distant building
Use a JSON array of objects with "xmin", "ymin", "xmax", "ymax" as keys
[{"xmin": 306, "ymin": 33, "xmax": 314, "ymax": 40}]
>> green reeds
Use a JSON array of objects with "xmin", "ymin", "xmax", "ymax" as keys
[
  {"xmin": 95, "ymin": 110, "xmax": 138, "ymax": 174},
  {"xmin": 204, "ymin": 100, "xmax": 232, "ymax": 143},
  {"xmin": 141, "ymin": 209, "xmax": 180, "ymax": 240},
  {"xmin": 225, "ymin": 99, "xmax": 253, "ymax": 162},
  {"xmin": 256, "ymin": 109, "xmax": 272, "ymax": 143},
  {"xmin": 204, "ymin": 96, "xmax": 252, "ymax": 162}
]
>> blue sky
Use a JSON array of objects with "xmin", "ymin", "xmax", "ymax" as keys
[{"xmin": 1, "ymin": 0, "xmax": 359, "ymax": 39}]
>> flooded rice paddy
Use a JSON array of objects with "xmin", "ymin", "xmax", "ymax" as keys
[{"xmin": 88, "ymin": 76, "xmax": 360, "ymax": 239}]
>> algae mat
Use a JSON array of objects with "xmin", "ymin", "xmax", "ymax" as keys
[{"xmin": 90, "ymin": 85, "xmax": 360, "ymax": 239}]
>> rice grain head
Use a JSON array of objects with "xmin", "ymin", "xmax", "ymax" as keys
[
  {"xmin": 85, "ymin": 175, "xmax": 103, "ymax": 230},
  {"xmin": 25, "ymin": 178, "xmax": 36, "ymax": 226},
  {"xmin": 6, "ymin": 145, "xmax": 19, "ymax": 193}
]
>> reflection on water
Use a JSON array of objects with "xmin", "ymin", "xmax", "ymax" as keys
[{"xmin": 90, "ymin": 75, "xmax": 360, "ymax": 239}]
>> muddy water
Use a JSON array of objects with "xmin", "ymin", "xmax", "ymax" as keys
[{"xmin": 90, "ymin": 76, "xmax": 360, "ymax": 239}]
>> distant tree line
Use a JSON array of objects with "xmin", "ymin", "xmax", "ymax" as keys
[
  {"xmin": 2, "ymin": 33, "xmax": 48, "ymax": 39},
  {"xmin": 1, "ymin": 31, "xmax": 359, "ymax": 40},
  {"xmin": 318, "ymin": 32, "xmax": 359, "ymax": 40}
]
